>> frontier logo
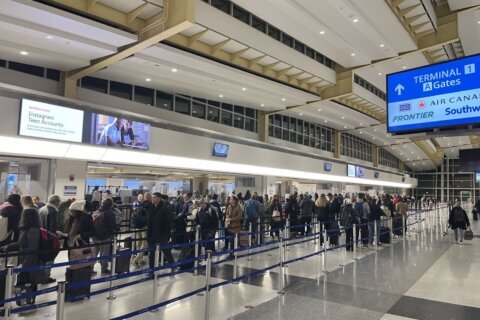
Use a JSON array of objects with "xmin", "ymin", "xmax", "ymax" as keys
[
  {"xmin": 418, "ymin": 101, "xmax": 426, "ymax": 109},
  {"xmin": 399, "ymin": 103, "xmax": 411, "ymax": 112}
]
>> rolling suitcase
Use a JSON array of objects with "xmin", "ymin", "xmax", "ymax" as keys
[
  {"xmin": 473, "ymin": 209, "xmax": 478, "ymax": 221},
  {"xmin": 328, "ymin": 222, "xmax": 340, "ymax": 246},
  {"xmin": 379, "ymin": 227, "xmax": 391, "ymax": 244},
  {"xmin": 123, "ymin": 236, "xmax": 133, "ymax": 250},
  {"xmin": 114, "ymin": 247, "xmax": 131, "ymax": 274},
  {"xmin": 239, "ymin": 231, "xmax": 249, "ymax": 247},
  {"xmin": 393, "ymin": 217, "xmax": 403, "ymax": 236},
  {"xmin": 178, "ymin": 246, "xmax": 195, "ymax": 270},
  {"xmin": 66, "ymin": 266, "xmax": 91, "ymax": 301}
]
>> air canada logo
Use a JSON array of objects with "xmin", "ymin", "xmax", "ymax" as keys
[
  {"xmin": 399, "ymin": 103, "xmax": 411, "ymax": 112},
  {"xmin": 418, "ymin": 101, "xmax": 426, "ymax": 109}
]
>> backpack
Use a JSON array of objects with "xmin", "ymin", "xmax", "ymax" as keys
[
  {"xmin": 113, "ymin": 207, "xmax": 123, "ymax": 226},
  {"xmin": 452, "ymin": 207, "xmax": 465, "ymax": 225},
  {"xmin": 93, "ymin": 211, "xmax": 107, "ymax": 235},
  {"xmin": 131, "ymin": 206, "xmax": 148, "ymax": 229},
  {"xmin": 245, "ymin": 200, "xmax": 259, "ymax": 220},
  {"xmin": 0, "ymin": 203, "xmax": 11, "ymax": 242},
  {"xmin": 354, "ymin": 202, "xmax": 363, "ymax": 218},
  {"xmin": 38, "ymin": 228, "xmax": 60, "ymax": 262}
]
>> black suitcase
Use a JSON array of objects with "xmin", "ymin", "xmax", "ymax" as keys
[
  {"xmin": 115, "ymin": 248, "xmax": 131, "ymax": 274},
  {"xmin": 380, "ymin": 227, "xmax": 391, "ymax": 244},
  {"xmin": 178, "ymin": 246, "xmax": 195, "ymax": 270},
  {"xmin": 328, "ymin": 222, "xmax": 340, "ymax": 246},
  {"xmin": 66, "ymin": 267, "xmax": 91, "ymax": 301},
  {"xmin": 393, "ymin": 218, "xmax": 403, "ymax": 236},
  {"xmin": 473, "ymin": 210, "xmax": 478, "ymax": 221},
  {"xmin": 123, "ymin": 236, "xmax": 133, "ymax": 250}
]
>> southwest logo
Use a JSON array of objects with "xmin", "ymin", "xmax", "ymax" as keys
[
  {"xmin": 418, "ymin": 101, "xmax": 426, "ymax": 109},
  {"xmin": 399, "ymin": 103, "xmax": 411, "ymax": 112}
]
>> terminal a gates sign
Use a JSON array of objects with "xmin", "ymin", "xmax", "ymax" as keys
[{"xmin": 387, "ymin": 54, "xmax": 480, "ymax": 134}]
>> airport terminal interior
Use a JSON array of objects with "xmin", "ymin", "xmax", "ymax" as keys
[{"xmin": 0, "ymin": 0, "xmax": 480, "ymax": 319}]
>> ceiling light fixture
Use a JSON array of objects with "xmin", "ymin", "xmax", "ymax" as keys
[
  {"xmin": 281, "ymin": 98, "xmax": 286, "ymax": 101},
  {"xmin": 219, "ymin": 94, "xmax": 224, "ymax": 98},
  {"xmin": 380, "ymin": 44, "xmax": 385, "ymax": 47},
  {"xmin": 378, "ymin": 72, "xmax": 382, "ymax": 75},
  {"xmin": 324, "ymin": 120, "xmax": 328, "ymax": 123},
  {"xmin": 359, "ymin": 131, "xmax": 363, "ymax": 134},
  {"xmin": 372, "ymin": 137, "xmax": 376, "ymax": 140},
  {"xmin": 242, "ymin": 87, "xmax": 247, "ymax": 91},
  {"xmin": 171, "ymin": 68, "xmax": 178, "ymax": 72},
  {"xmin": 145, "ymin": 78, "xmax": 151, "ymax": 82},
  {"xmin": 318, "ymin": 108, "xmax": 322, "ymax": 111},
  {"xmin": 353, "ymin": 18, "xmax": 359, "ymax": 23},
  {"xmin": 20, "ymin": 51, "xmax": 28, "ymax": 55},
  {"xmin": 46, "ymin": 35, "xmax": 53, "ymax": 39},
  {"xmin": 402, "ymin": 66, "xmax": 407, "ymax": 69},
  {"xmin": 344, "ymin": 126, "xmax": 347, "ymax": 129},
  {"xmin": 299, "ymin": 113, "xmax": 303, "ymax": 116},
  {"xmin": 351, "ymin": 53, "xmax": 356, "ymax": 56},
  {"xmin": 341, "ymin": 116, "xmax": 345, "ymax": 119},
  {"xmin": 261, "ymin": 104, "xmax": 265, "ymax": 107},
  {"xmin": 320, "ymin": 30, "xmax": 325, "ymax": 35}
]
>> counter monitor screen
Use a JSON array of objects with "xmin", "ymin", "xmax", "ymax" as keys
[
  {"xmin": 212, "ymin": 143, "xmax": 229, "ymax": 158},
  {"xmin": 324, "ymin": 162, "xmax": 332, "ymax": 172},
  {"xmin": 476, "ymin": 172, "xmax": 480, "ymax": 183},
  {"xmin": 347, "ymin": 164, "xmax": 356, "ymax": 177}
]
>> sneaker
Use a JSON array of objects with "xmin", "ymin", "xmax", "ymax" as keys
[{"xmin": 459, "ymin": 240, "xmax": 463, "ymax": 245}]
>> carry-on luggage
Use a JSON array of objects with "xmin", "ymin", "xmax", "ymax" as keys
[
  {"xmin": 328, "ymin": 222, "xmax": 340, "ymax": 246},
  {"xmin": 472, "ymin": 209, "xmax": 478, "ymax": 221},
  {"xmin": 379, "ymin": 227, "xmax": 391, "ymax": 244},
  {"xmin": 123, "ymin": 236, "xmax": 133, "ymax": 250},
  {"xmin": 69, "ymin": 241, "xmax": 97, "ymax": 270},
  {"xmin": 464, "ymin": 227, "xmax": 474, "ymax": 240},
  {"xmin": 393, "ymin": 217, "xmax": 403, "ymax": 236},
  {"xmin": 114, "ymin": 247, "xmax": 131, "ymax": 274},
  {"xmin": 177, "ymin": 246, "xmax": 195, "ymax": 270},
  {"xmin": 239, "ymin": 231, "xmax": 249, "ymax": 247},
  {"xmin": 65, "ymin": 266, "xmax": 91, "ymax": 301}
]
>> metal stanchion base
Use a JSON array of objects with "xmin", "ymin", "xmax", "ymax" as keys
[
  {"xmin": 322, "ymin": 270, "xmax": 330, "ymax": 274},
  {"xmin": 106, "ymin": 295, "xmax": 117, "ymax": 300},
  {"xmin": 150, "ymin": 309, "xmax": 159, "ymax": 313},
  {"xmin": 277, "ymin": 289, "xmax": 285, "ymax": 295}
]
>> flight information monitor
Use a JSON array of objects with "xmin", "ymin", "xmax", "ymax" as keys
[{"xmin": 387, "ymin": 54, "xmax": 480, "ymax": 134}]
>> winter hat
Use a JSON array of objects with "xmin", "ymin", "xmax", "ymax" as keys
[{"xmin": 69, "ymin": 200, "xmax": 86, "ymax": 212}]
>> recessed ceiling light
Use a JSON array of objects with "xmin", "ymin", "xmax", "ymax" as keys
[
  {"xmin": 320, "ymin": 30, "xmax": 325, "ymax": 35},
  {"xmin": 242, "ymin": 87, "xmax": 247, "ymax": 91},
  {"xmin": 145, "ymin": 78, "xmax": 151, "ymax": 82},
  {"xmin": 380, "ymin": 44, "xmax": 385, "ymax": 47},
  {"xmin": 324, "ymin": 120, "xmax": 328, "ymax": 123},
  {"xmin": 374, "ymin": 129, "xmax": 377, "ymax": 132},
  {"xmin": 341, "ymin": 116, "xmax": 345, "ymax": 119},
  {"xmin": 171, "ymin": 68, "xmax": 178, "ymax": 72},
  {"xmin": 378, "ymin": 72, "xmax": 382, "ymax": 75},
  {"xmin": 344, "ymin": 126, "xmax": 348, "ymax": 129},
  {"xmin": 359, "ymin": 123, "xmax": 363, "ymax": 126},
  {"xmin": 281, "ymin": 98, "xmax": 286, "ymax": 101},
  {"xmin": 448, "ymin": 143, "xmax": 451, "ymax": 146},
  {"xmin": 351, "ymin": 53, "xmax": 356, "ymax": 56},
  {"xmin": 423, "ymin": 162, "xmax": 425, "ymax": 165},
  {"xmin": 384, "ymin": 142, "xmax": 388, "ymax": 145},
  {"xmin": 20, "ymin": 51, "xmax": 28, "ymax": 55},
  {"xmin": 299, "ymin": 113, "xmax": 303, "ymax": 116},
  {"xmin": 318, "ymin": 108, "xmax": 322, "ymax": 111},
  {"xmin": 413, "ymin": 164, "xmax": 416, "ymax": 166},
  {"xmin": 219, "ymin": 94, "xmax": 223, "ymax": 98},
  {"xmin": 392, "ymin": 147, "xmax": 395, "ymax": 150},
  {"xmin": 411, "ymin": 151, "xmax": 414, "ymax": 154},
  {"xmin": 353, "ymin": 18, "xmax": 359, "ymax": 23},
  {"xmin": 359, "ymin": 131, "xmax": 363, "ymax": 134},
  {"xmin": 477, "ymin": 21, "xmax": 480, "ymax": 24},
  {"xmin": 261, "ymin": 104, "xmax": 265, "ymax": 107},
  {"xmin": 402, "ymin": 66, "xmax": 407, "ymax": 69},
  {"xmin": 400, "ymin": 153, "xmax": 403, "ymax": 155},
  {"xmin": 46, "ymin": 35, "xmax": 53, "ymax": 39},
  {"xmin": 372, "ymin": 137, "xmax": 376, "ymax": 140}
]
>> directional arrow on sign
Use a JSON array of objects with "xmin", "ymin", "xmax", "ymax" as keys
[{"xmin": 395, "ymin": 84, "xmax": 405, "ymax": 96}]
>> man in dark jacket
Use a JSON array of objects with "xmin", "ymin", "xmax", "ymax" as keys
[
  {"xmin": 196, "ymin": 201, "xmax": 219, "ymax": 252},
  {"xmin": 132, "ymin": 193, "xmax": 152, "ymax": 267},
  {"xmin": 285, "ymin": 195, "xmax": 300, "ymax": 235},
  {"xmin": 299, "ymin": 194, "xmax": 314, "ymax": 236},
  {"xmin": 93, "ymin": 198, "xmax": 117, "ymax": 274},
  {"xmin": 148, "ymin": 193, "xmax": 175, "ymax": 268}
]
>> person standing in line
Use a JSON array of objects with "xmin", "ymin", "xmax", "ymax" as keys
[
  {"xmin": 449, "ymin": 202, "xmax": 470, "ymax": 244},
  {"xmin": 299, "ymin": 194, "xmax": 314, "ymax": 236},
  {"xmin": 244, "ymin": 195, "xmax": 261, "ymax": 244},
  {"xmin": 132, "ymin": 193, "xmax": 152, "ymax": 268},
  {"xmin": 225, "ymin": 196, "xmax": 243, "ymax": 260},
  {"xmin": 355, "ymin": 193, "xmax": 370, "ymax": 247},
  {"xmin": 195, "ymin": 200, "xmax": 218, "ymax": 253},
  {"xmin": 340, "ymin": 201, "xmax": 359, "ymax": 251},
  {"xmin": 396, "ymin": 197, "xmax": 408, "ymax": 234},
  {"xmin": 315, "ymin": 194, "xmax": 330, "ymax": 238},
  {"xmin": 21, "ymin": 196, "xmax": 35, "ymax": 210},
  {"xmin": 0, "ymin": 194, "xmax": 22, "ymax": 246},
  {"xmin": 39, "ymin": 194, "xmax": 61, "ymax": 283},
  {"xmin": 32, "ymin": 196, "xmax": 45, "ymax": 210},
  {"xmin": 92, "ymin": 198, "xmax": 117, "ymax": 275},
  {"xmin": 91, "ymin": 186, "xmax": 102, "ymax": 211},
  {"xmin": 147, "ymin": 193, "xmax": 174, "ymax": 269}
]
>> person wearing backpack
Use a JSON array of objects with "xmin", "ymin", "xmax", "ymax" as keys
[
  {"xmin": 92, "ymin": 198, "xmax": 117, "ymax": 274},
  {"xmin": 354, "ymin": 193, "xmax": 370, "ymax": 247},
  {"xmin": 340, "ymin": 201, "xmax": 359, "ymax": 251},
  {"xmin": 38, "ymin": 195, "xmax": 61, "ymax": 283},
  {"xmin": 244, "ymin": 195, "xmax": 261, "ymax": 244},
  {"xmin": 448, "ymin": 202, "xmax": 470, "ymax": 244},
  {"xmin": 0, "ymin": 194, "xmax": 22, "ymax": 247},
  {"xmin": 299, "ymin": 194, "xmax": 314, "ymax": 236}
]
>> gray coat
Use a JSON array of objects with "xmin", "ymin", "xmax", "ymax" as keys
[{"xmin": 39, "ymin": 204, "xmax": 58, "ymax": 233}]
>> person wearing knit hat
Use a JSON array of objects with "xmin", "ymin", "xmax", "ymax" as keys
[
  {"xmin": 64, "ymin": 200, "xmax": 95, "ymax": 261},
  {"xmin": 69, "ymin": 200, "xmax": 86, "ymax": 213}
]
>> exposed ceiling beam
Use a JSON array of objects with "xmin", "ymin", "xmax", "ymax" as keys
[
  {"xmin": 188, "ymin": 29, "xmax": 208, "ymax": 47},
  {"xmin": 211, "ymin": 39, "xmax": 230, "ymax": 55},
  {"xmin": 127, "ymin": 3, "xmax": 148, "ymax": 24}
]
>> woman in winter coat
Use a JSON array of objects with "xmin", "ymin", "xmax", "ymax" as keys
[
  {"xmin": 448, "ymin": 202, "xmax": 470, "ymax": 244},
  {"xmin": 225, "ymin": 196, "xmax": 243, "ymax": 259},
  {"xmin": 0, "ymin": 194, "xmax": 22, "ymax": 245},
  {"xmin": 315, "ymin": 194, "xmax": 330, "ymax": 233},
  {"xmin": 268, "ymin": 198, "xmax": 283, "ymax": 238}
]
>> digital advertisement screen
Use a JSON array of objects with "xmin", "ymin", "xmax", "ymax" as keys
[
  {"xmin": 19, "ymin": 99, "xmax": 84, "ymax": 142},
  {"xmin": 356, "ymin": 166, "xmax": 365, "ymax": 177},
  {"xmin": 347, "ymin": 164, "xmax": 356, "ymax": 177},
  {"xmin": 212, "ymin": 143, "xmax": 229, "ymax": 158},
  {"xmin": 459, "ymin": 149, "xmax": 480, "ymax": 172},
  {"xmin": 90, "ymin": 114, "xmax": 150, "ymax": 150},
  {"xmin": 476, "ymin": 172, "xmax": 480, "ymax": 183},
  {"xmin": 324, "ymin": 162, "xmax": 332, "ymax": 172},
  {"xmin": 387, "ymin": 54, "xmax": 480, "ymax": 134}
]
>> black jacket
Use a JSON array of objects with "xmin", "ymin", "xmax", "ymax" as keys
[
  {"xmin": 39, "ymin": 204, "xmax": 58, "ymax": 233},
  {"xmin": 196, "ymin": 205, "xmax": 219, "ymax": 233},
  {"xmin": 1, "ymin": 205, "xmax": 21, "ymax": 243},
  {"xmin": 449, "ymin": 207, "xmax": 470, "ymax": 230},
  {"xmin": 64, "ymin": 212, "xmax": 95, "ymax": 246},
  {"xmin": 316, "ymin": 206, "xmax": 330, "ymax": 222},
  {"xmin": 148, "ymin": 202, "xmax": 173, "ymax": 243},
  {"xmin": 93, "ymin": 209, "xmax": 117, "ymax": 240}
]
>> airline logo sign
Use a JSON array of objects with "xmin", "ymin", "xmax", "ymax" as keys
[{"xmin": 387, "ymin": 55, "xmax": 480, "ymax": 133}]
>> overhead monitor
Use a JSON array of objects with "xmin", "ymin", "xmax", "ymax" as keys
[
  {"xmin": 476, "ymin": 172, "xmax": 480, "ymax": 182},
  {"xmin": 459, "ymin": 148, "xmax": 480, "ymax": 172},
  {"xmin": 387, "ymin": 54, "xmax": 480, "ymax": 134},
  {"xmin": 324, "ymin": 162, "xmax": 332, "ymax": 172},
  {"xmin": 347, "ymin": 164, "xmax": 356, "ymax": 177},
  {"xmin": 356, "ymin": 166, "xmax": 365, "ymax": 177},
  {"xmin": 212, "ymin": 143, "xmax": 229, "ymax": 158},
  {"xmin": 374, "ymin": 171, "xmax": 380, "ymax": 179},
  {"xmin": 19, "ymin": 99, "xmax": 84, "ymax": 142}
]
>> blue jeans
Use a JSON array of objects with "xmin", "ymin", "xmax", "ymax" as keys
[{"xmin": 368, "ymin": 221, "xmax": 381, "ymax": 244}]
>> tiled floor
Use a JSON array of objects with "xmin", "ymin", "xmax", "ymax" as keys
[{"xmin": 9, "ymin": 205, "xmax": 480, "ymax": 320}]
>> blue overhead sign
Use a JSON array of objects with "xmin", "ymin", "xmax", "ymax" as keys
[{"xmin": 387, "ymin": 54, "xmax": 480, "ymax": 133}]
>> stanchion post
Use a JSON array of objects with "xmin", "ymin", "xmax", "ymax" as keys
[
  {"xmin": 352, "ymin": 224, "xmax": 358, "ymax": 260},
  {"xmin": 233, "ymin": 234, "xmax": 238, "ymax": 283},
  {"xmin": 389, "ymin": 217, "xmax": 393, "ymax": 241},
  {"xmin": 248, "ymin": 222, "xmax": 252, "ymax": 261},
  {"xmin": 277, "ymin": 235, "xmax": 285, "ymax": 294},
  {"xmin": 194, "ymin": 228, "xmax": 200, "ymax": 276},
  {"xmin": 55, "ymin": 281, "xmax": 66, "ymax": 320},
  {"xmin": 107, "ymin": 236, "xmax": 117, "ymax": 300},
  {"xmin": 322, "ymin": 233, "xmax": 329, "ymax": 274},
  {"xmin": 374, "ymin": 221, "xmax": 378, "ymax": 250},
  {"xmin": 313, "ymin": 217, "xmax": 317, "ymax": 245},
  {"xmin": 204, "ymin": 250, "xmax": 212, "ymax": 320},
  {"xmin": 150, "ymin": 245, "xmax": 160, "ymax": 313},
  {"xmin": 4, "ymin": 265, "xmax": 14, "ymax": 320}
]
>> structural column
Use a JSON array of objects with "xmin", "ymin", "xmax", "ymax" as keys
[
  {"xmin": 258, "ymin": 111, "xmax": 269, "ymax": 143},
  {"xmin": 334, "ymin": 130, "xmax": 341, "ymax": 159}
]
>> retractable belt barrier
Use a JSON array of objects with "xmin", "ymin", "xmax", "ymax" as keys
[{"xmin": 0, "ymin": 208, "xmax": 447, "ymax": 318}]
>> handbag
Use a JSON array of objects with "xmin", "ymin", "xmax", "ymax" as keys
[
  {"xmin": 69, "ymin": 240, "xmax": 97, "ymax": 270},
  {"xmin": 272, "ymin": 210, "xmax": 281, "ymax": 222},
  {"xmin": 464, "ymin": 227, "xmax": 474, "ymax": 241}
]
